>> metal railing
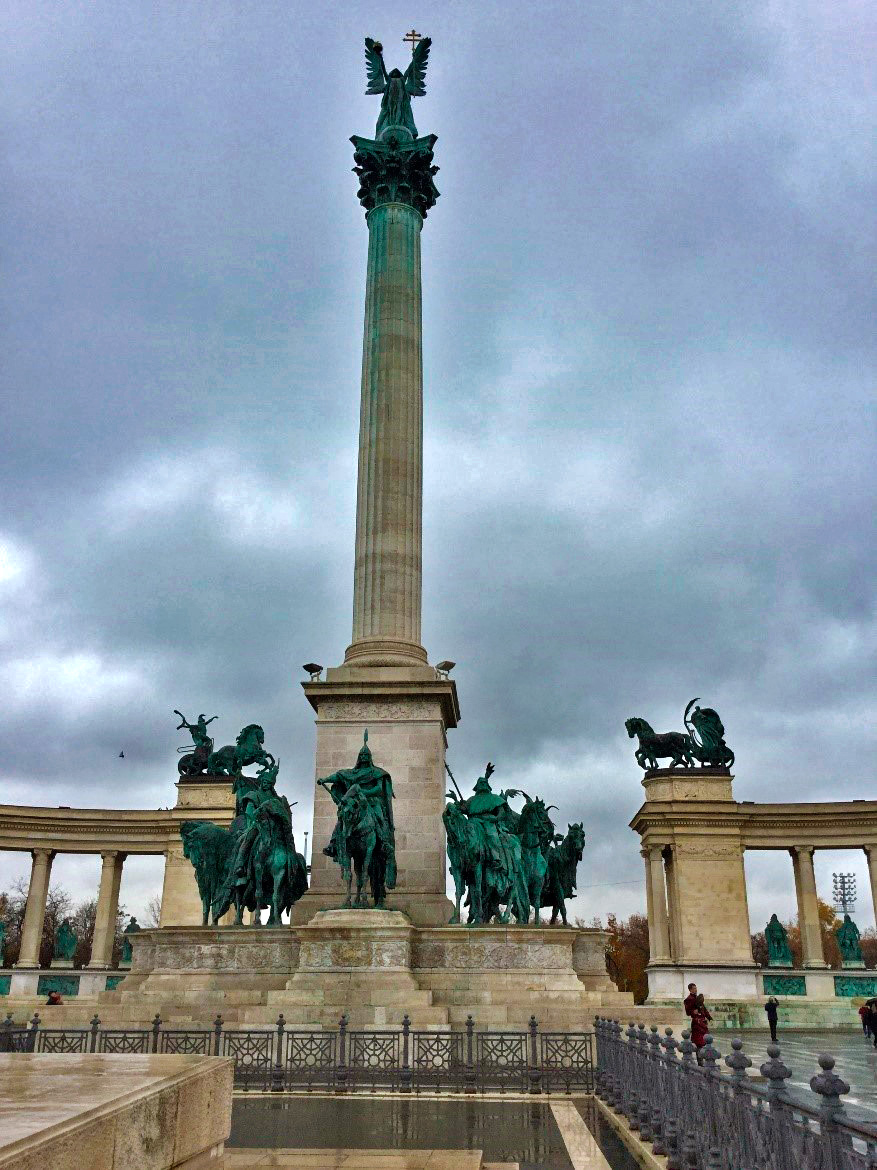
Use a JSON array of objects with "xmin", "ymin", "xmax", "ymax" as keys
[
  {"xmin": 594, "ymin": 1016, "xmax": 877, "ymax": 1170},
  {"xmin": 1, "ymin": 1011, "xmax": 593, "ymax": 1096}
]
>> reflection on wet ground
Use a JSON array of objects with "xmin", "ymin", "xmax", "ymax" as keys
[
  {"xmin": 230, "ymin": 1097, "xmax": 574, "ymax": 1168},
  {"xmin": 737, "ymin": 1030, "xmax": 877, "ymax": 1113}
]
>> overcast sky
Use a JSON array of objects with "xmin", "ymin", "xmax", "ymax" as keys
[{"xmin": 1, "ymin": 1, "xmax": 874, "ymax": 932}]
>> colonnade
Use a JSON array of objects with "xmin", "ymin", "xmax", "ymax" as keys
[
  {"xmin": 14, "ymin": 847, "xmax": 128, "ymax": 969},
  {"xmin": 630, "ymin": 768, "xmax": 877, "ymax": 1002},
  {"xmin": 642, "ymin": 842, "xmax": 877, "ymax": 969}
]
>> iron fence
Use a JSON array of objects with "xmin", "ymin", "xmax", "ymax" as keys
[
  {"xmin": 0, "ymin": 1010, "xmax": 593, "ymax": 1095},
  {"xmin": 594, "ymin": 1015, "xmax": 877, "ymax": 1170}
]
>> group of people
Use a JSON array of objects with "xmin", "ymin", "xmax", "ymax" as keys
[{"xmin": 858, "ymin": 999, "xmax": 877, "ymax": 1047}]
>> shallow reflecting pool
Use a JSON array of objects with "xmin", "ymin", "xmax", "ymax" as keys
[
  {"xmin": 231, "ymin": 1096, "xmax": 570, "ymax": 1166},
  {"xmin": 229, "ymin": 1095, "xmax": 640, "ymax": 1169}
]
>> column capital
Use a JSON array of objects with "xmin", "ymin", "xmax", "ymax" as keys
[
  {"xmin": 30, "ymin": 847, "xmax": 55, "ymax": 862},
  {"xmin": 790, "ymin": 844, "xmax": 816, "ymax": 858},
  {"xmin": 351, "ymin": 133, "xmax": 439, "ymax": 219},
  {"xmin": 100, "ymin": 849, "xmax": 127, "ymax": 863}
]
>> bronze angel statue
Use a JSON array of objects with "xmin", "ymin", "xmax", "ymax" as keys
[{"xmin": 364, "ymin": 35, "xmax": 431, "ymax": 140}]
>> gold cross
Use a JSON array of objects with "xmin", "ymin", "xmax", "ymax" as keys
[{"xmin": 403, "ymin": 28, "xmax": 423, "ymax": 54}]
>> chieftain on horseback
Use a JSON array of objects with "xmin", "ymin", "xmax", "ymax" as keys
[
  {"xmin": 626, "ymin": 697, "xmax": 735, "ymax": 772},
  {"xmin": 176, "ymin": 712, "xmax": 307, "ymax": 925},
  {"xmin": 318, "ymin": 731, "xmax": 397, "ymax": 909},
  {"xmin": 444, "ymin": 762, "xmax": 585, "ymax": 926}
]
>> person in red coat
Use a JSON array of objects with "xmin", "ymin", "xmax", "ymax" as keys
[{"xmin": 683, "ymin": 984, "xmax": 712, "ymax": 1064}]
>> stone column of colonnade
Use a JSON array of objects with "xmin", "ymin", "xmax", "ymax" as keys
[
  {"xmin": 866, "ymin": 847, "xmax": 877, "ymax": 926},
  {"xmin": 88, "ymin": 850, "xmax": 125, "ymax": 968},
  {"xmin": 790, "ymin": 845, "xmax": 827, "ymax": 967},
  {"xmin": 15, "ymin": 848, "xmax": 55, "ymax": 967},
  {"xmin": 642, "ymin": 846, "xmax": 672, "ymax": 962},
  {"xmin": 346, "ymin": 201, "xmax": 427, "ymax": 667}
]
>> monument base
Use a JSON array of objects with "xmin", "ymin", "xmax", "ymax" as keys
[
  {"xmin": 647, "ymin": 963, "xmax": 872, "ymax": 1029},
  {"xmin": 96, "ymin": 915, "xmax": 635, "ymax": 1030},
  {"xmin": 289, "ymin": 891, "xmax": 454, "ymax": 927}
]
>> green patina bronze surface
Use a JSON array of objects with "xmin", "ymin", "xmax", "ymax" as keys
[
  {"xmin": 53, "ymin": 918, "xmax": 77, "ymax": 961},
  {"xmin": 545, "ymin": 823, "xmax": 586, "ymax": 927},
  {"xmin": 174, "ymin": 710, "xmax": 274, "ymax": 778},
  {"xmin": 352, "ymin": 35, "xmax": 439, "ymax": 218},
  {"xmin": 121, "ymin": 916, "xmax": 141, "ymax": 963},
  {"xmin": 626, "ymin": 698, "xmax": 735, "ymax": 771},
  {"xmin": 364, "ymin": 35, "xmax": 431, "ymax": 141},
  {"xmin": 765, "ymin": 913, "xmax": 793, "ymax": 967},
  {"xmin": 444, "ymin": 764, "xmax": 576, "ymax": 926},
  {"xmin": 318, "ymin": 731, "xmax": 396, "ymax": 909},
  {"xmin": 0, "ymin": 975, "xmax": 10, "ymax": 996},
  {"xmin": 762, "ymin": 974, "xmax": 806, "ymax": 996},
  {"xmin": 180, "ymin": 751, "xmax": 307, "ymax": 927},
  {"xmin": 175, "ymin": 709, "xmax": 218, "ymax": 776},
  {"xmin": 834, "ymin": 975, "xmax": 877, "ymax": 997},
  {"xmin": 37, "ymin": 974, "xmax": 79, "ymax": 997},
  {"xmin": 835, "ymin": 914, "xmax": 864, "ymax": 965},
  {"xmin": 104, "ymin": 975, "xmax": 124, "ymax": 991}
]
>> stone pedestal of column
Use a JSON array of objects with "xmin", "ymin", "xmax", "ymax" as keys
[{"xmin": 291, "ymin": 672, "xmax": 458, "ymax": 926}]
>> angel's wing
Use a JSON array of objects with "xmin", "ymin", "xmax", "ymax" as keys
[
  {"xmin": 404, "ymin": 36, "xmax": 431, "ymax": 96},
  {"xmin": 364, "ymin": 38, "xmax": 387, "ymax": 94}
]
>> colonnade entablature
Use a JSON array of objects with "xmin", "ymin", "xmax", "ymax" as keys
[{"xmin": 630, "ymin": 768, "xmax": 877, "ymax": 1006}]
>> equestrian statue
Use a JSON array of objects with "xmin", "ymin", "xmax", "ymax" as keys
[{"xmin": 318, "ymin": 731, "xmax": 397, "ymax": 909}]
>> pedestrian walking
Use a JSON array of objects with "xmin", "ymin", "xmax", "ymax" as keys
[
  {"xmin": 866, "ymin": 1000, "xmax": 877, "ymax": 1049},
  {"xmin": 764, "ymin": 996, "xmax": 779, "ymax": 1042},
  {"xmin": 860, "ymin": 1002, "xmax": 870, "ymax": 1036}
]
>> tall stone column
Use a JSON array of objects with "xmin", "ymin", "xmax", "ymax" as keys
[
  {"xmin": 88, "ymin": 850, "xmax": 125, "ymax": 968},
  {"xmin": 15, "ymin": 848, "xmax": 54, "ymax": 967},
  {"xmin": 294, "ymin": 127, "xmax": 458, "ymax": 926},
  {"xmin": 646, "ymin": 846, "xmax": 672, "ymax": 962},
  {"xmin": 791, "ymin": 845, "xmax": 826, "ymax": 967},
  {"xmin": 346, "ymin": 199, "xmax": 426, "ymax": 667}
]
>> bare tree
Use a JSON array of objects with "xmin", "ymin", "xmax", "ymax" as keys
[{"xmin": 144, "ymin": 894, "xmax": 162, "ymax": 928}]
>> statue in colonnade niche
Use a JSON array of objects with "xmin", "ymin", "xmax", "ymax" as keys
[
  {"xmin": 318, "ymin": 731, "xmax": 397, "ymax": 909},
  {"xmin": 625, "ymin": 698, "xmax": 735, "ymax": 771},
  {"xmin": 53, "ymin": 918, "xmax": 77, "ymax": 962},
  {"xmin": 835, "ymin": 914, "xmax": 864, "ymax": 966},
  {"xmin": 121, "ymin": 916, "xmax": 141, "ymax": 963},
  {"xmin": 765, "ymin": 913, "xmax": 793, "ymax": 967},
  {"xmin": 0, "ymin": 919, "xmax": 6, "ymax": 964}
]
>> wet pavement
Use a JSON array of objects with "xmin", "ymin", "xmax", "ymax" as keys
[{"xmin": 733, "ymin": 1029, "xmax": 877, "ymax": 1113}]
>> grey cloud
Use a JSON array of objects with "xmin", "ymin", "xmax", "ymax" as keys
[{"xmin": 1, "ymin": 1, "xmax": 874, "ymax": 926}]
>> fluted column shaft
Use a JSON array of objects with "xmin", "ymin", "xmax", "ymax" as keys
[
  {"xmin": 346, "ymin": 201, "xmax": 427, "ymax": 666},
  {"xmin": 89, "ymin": 850, "xmax": 125, "ymax": 968},
  {"xmin": 16, "ymin": 848, "xmax": 54, "ymax": 967}
]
